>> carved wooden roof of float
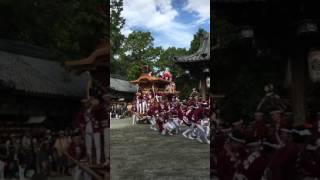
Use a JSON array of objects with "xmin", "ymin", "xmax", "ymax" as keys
[{"xmin": 130, "ymin": 74, "xmax": 171, "ymax": 85}]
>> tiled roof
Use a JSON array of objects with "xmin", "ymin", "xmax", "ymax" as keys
[
  {"xmin": 0, "ymin": 50, "xmax": 89, "ymax": 97},
  {"xmin": 0, "ymin": 38, "xmax": 62, "ymax": 60},
  {"xmin": 173, "ymin": 33, "xmax": 210, "ymax": 63},
  {"xmin": 110, "ymin": 77, "xmax": 137, "ymax": 93}
]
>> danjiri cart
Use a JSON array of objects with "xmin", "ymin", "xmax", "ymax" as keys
[{"xmin": 130, "ymin": 73, "xmax": 179, "ymax": 123}]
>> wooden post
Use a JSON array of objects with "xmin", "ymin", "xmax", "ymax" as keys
[
  {"xmin": 199, "ymin": 78, "xmax": 207, "ymax": 100},
  {"xmin": 290, "ymin": 55, "xmax": 307, "ymax": 125}
]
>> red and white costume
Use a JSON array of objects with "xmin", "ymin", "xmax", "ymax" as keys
[
  {"xmin": 135, "ymin": 93, "xmax": 142, "ymax": 114},
  {"xmin": 131, "ymin": 102, "xmax": 137, "ymax": 125},
  {"xmin": 182, "ymin": 107, "xmax": 196, "ymax": 139},
  {"xmin": 163, "ymin": 105, "xmax": 180, "ymax": 135},
  {"xmin": 155, "ymin": 92, "xmax": 162, "ymax": 102},
  {"xmin": 76, "ymin": 104, "xmax": 102, "ymax": 164},
  {"xmin": 147, "ymin": 104, "xmax": 157, "ymax": 131},
  {"xmin": 234, "ymin": 145, "xmax": 268, "ymax": 180},
  {"xmin": 142, "ymin": 94, "xmax": 148, "ymax": 114},
  {"xmin": 162, "ymin": 69, "xmax": 172, "ymax": 81},
  {"xmin": 202, "ymin": 104, "xmax": 211, "ymax": 137}
]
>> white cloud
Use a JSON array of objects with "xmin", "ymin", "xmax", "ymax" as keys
[
  {"xmin": 121, "ymin": 0, "xmax": 195, "ymax": 48},
  {"xmin": 120, "ymin": 27, "xmax": 133, "ymax": 37},
  {"xmin": 183, "ymin": 0, "xmax": 210, "ymax": 24}
]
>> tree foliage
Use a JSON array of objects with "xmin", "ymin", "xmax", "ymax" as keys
[
  {"xmin": 108, "ymin": 1, "xmax": 208, "ymax": 100},
  {"xmin": 189, "ymin": 28, "xmax": 207, "ymax": 54},
  {"xmin": 157, "ymin": 47, "xmax": 188, "ymax": 77},
  {"xmin": 110, "ymin": 0, "xmax": 125, "ymax": 55},
  {"xmin": 117, "ymin": 31, "xmax": 162, "ymax": 80},
  {"xmin": 0, "ymin": 0, "xmax": 107, "ymax": 60}
]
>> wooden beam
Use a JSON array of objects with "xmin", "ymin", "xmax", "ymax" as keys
[{"xmin": 63, "ymin": 152, "xmax": 105, "ymax": 180}]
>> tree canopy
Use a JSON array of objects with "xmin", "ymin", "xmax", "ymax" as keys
[
  {"xmin": 0, "ymin": 0, "xmax": 107, "ymax": 60},
  {"xmin": 111, "ymin": 29, "xmax": 200, "ymax": 81},
  {"xmin": 189, "ymin": 28, "xmax": 207, "ymax": 54},
  {"xmin": 109, "ymin": 26, "xmax": 207, "ymax": 100},
  {"xmin": 110, "ymin": 0, "xmax": 125, "ymax": 55},
  {"xmin": 108, "ymin": 0, "xmax": 208, "ymax": 100}
]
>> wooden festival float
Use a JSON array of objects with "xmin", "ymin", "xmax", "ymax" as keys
[
  {"xmin": 130, "ymin": 68, "xmax": 179, "ymax": 122},
  {"xmin": 64, "ymin": 38, "xmax": 109, "ymax": 180}
]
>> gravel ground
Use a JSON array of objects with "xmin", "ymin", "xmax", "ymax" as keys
[{"xmin": 111, "ymin": 117, "xmax": 210, "ymax": 180}]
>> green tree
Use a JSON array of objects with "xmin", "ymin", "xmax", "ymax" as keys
[
  {"xmin": 110, "ymin": 0, "xmax": 126, "ymax": 75},
  {"xmin": 122, "ymin": 31, "xmax": 156, "ymax": 62},
  {"xmin": 0, "ymin": 0, "xmax": 107, "ymax": 60},
  {"xmin": 110, "ymin": 0, "xmax": 125, "ymax": 55},
  {"xmin": 157, "ymin": 47, "xmax": 188, "ymax": 77},
  {"xmin": 114, "ymin": 29, "xmax": 204, "ymax": 100},
  {"xmin": 119, "ymin": 31, "xmax": 162, "ymax": 80},
  {"xmin": 189, "ymin": 28, "xmax": 207, "ymax": 54}
]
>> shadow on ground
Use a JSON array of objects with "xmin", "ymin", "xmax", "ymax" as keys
[{"xmin": 111, "ymin": 118, "xmax": 210, "ymax": 180}]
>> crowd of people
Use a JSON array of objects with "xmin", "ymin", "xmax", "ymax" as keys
[
  {"xmin": 0, "ymin": 128, "xmax": 81, "ymax": 180},
  {"xmin": 211, "ymin": 94, "xmax": 320, "ymax": 179},
  {"xmin": 131, "ymin": 88, "xmax": 211, "ymax": 144},
  {"xmin": 0, "ymin": 96, "xmax": 109, "ymax": 180},
  {"xmin": 110, "ymin": 103, "xmax": 127, "ymax": 119}
]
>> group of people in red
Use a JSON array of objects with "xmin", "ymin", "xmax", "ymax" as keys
[
  {"xmin": 132, "ymin": 88, "xmax": 211, "ymax": 144},
  {"xmin": 211, "ymin": 107, "xmax": 320, "ymax": 180}
]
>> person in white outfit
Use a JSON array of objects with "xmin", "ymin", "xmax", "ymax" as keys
[
  {"xmin": 76, "ymin": 98, "xmax": 101, "ymax": 165},
  {"xmin": 85, "ymin": 98, "xmax": 102, "ymax": 165},
  {"xmin": 135, "ymin": 92, "xmax": 142, "ymax": 114}
]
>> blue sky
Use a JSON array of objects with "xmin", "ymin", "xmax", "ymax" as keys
[{"xmin": 120, "ymin": 0, "xmax": 210, "ymax": 49}]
